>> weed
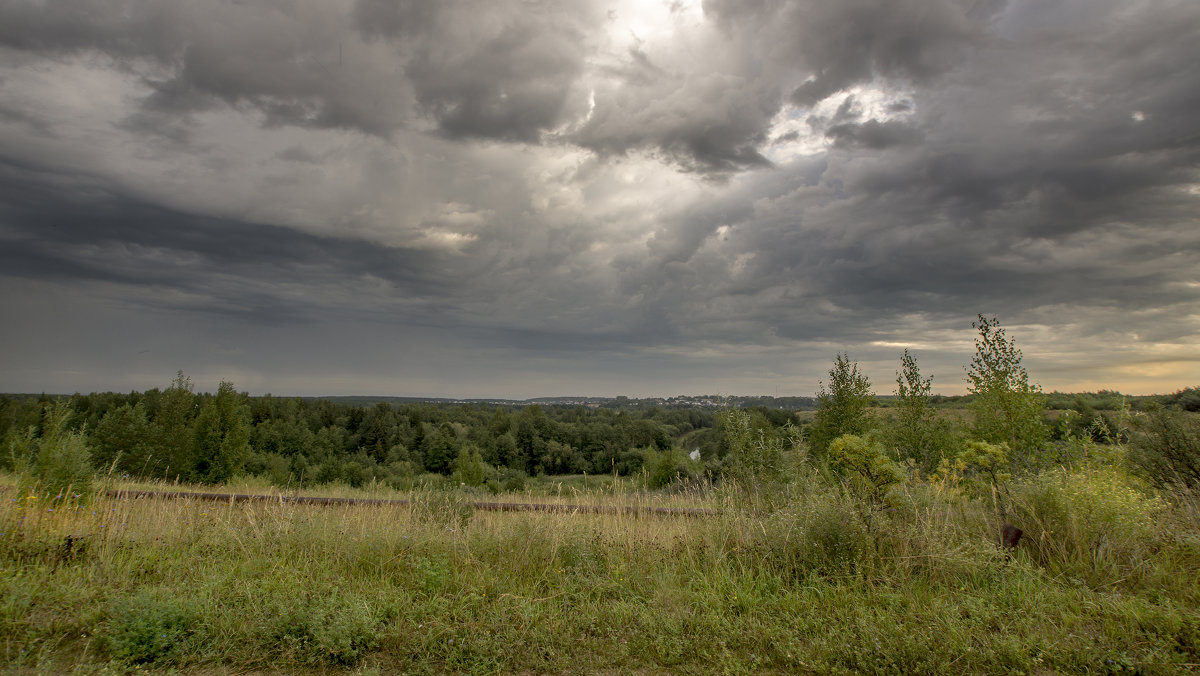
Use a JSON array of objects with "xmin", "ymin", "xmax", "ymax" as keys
[
  {"xmin": 272, "ymin": 591, "xmax": 379, "ymax": 666},
  {"xmin": 103, "ymin": 588, "xmax": 199, "ymax": 665}
]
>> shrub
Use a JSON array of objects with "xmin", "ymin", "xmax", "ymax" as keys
[
  {"xmin": 1010, "ymin": 466, "xmax": 1166, "ymax": 588},
  {"xmin": 755, "ymin": 486, "xmax": 871, "ymax": 578},
  {"xmin": 341, "ymin": 460, "xmax": 366, "ymax": 487},
  {"xmin": 718, "ymin": 408, "xmax": 798, "ymax": 484},
  {"xmin": 272, "ymin": 592, "xmax": 379, "ymax": 666},
  {"xmin": 802, "ymin": 497, "xmax": 870, "ymax": 574},
  {"xmin": 937, "ymin": 439, "xmax": 1014, "ymax": 519},
  {"xmin": 642, "ymin": 448, "xmax": 700, "ymax": 489},
  {"xmin": 1165, "ymin": 386, "xmax": 1200, "ymax": 412},
  {"xmin": 497, "ymin": 466, "xmax": 528, "ymax": 492},
  {"xmin": 829, "ymin": 434, "xmax": 904, "ymax": 507},
  {"xmin": 104, "ymin": 589, "xmax": 200, "ymax": 664},
  {"xmin": 11, "ymin": 401, "xmax": 95, "ymax": 497},
  {"xmin": 1128, "ymin": 405, "xmax": 1200, "ymax": 488},
  {"xmin": 35, "ymin": 427, "xmax": 93, "ymax": 497}
]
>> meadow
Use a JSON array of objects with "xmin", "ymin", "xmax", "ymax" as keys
[
  {"xmin": 3, "ymin": 458, "xmax": 1199, "ymax": 674},
  {"xmin": 4, "ymin": 323, "xmax": 1200, "ymax": 673}
]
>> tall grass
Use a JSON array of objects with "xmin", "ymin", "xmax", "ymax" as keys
[{"xmin": 2, "ymin": 468, "xmax": 1199, "ymax": 673}]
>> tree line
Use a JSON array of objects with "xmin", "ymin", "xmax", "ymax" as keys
[
  {"xmin": 4, "ymin": 315, "xmax": 1198, "ymax": 493},
  {"xmin": 1, "ymin": 372, "xmax": 726, "ymax": 491}
]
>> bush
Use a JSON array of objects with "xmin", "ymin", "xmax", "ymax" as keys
[
  {"xmin": 642, "ymin": 448, "xmax": 700, "ymax": 489},
  {"xmin": 754, "ymin": 486, "xmax": 871, "ymax": 578},
  {"xmin": 1128, "ymin": 405, "xmax": 1200, "ymax": 488},
  {"xmin": 802, "ymin": 497, "xmax": 870, "ymax": 574},
  {"xmin": 497, "ymin": 466, "xmax": 528, "ymax": 492},
  {"xmin": 342, "ymin": 460, "xmax": 366, "ymax": 488},
  {"xmin": 1011, "ymin": 466, "xmax": 1166, "ymax": 588},
  {"xmin": 718, "ymin": 408, "xmax": 796, "ymax": 483},
  {"xmin": 271, "ymin": 592, "xmax": 379, "ymax": 666},
  {"xmin": 1166, "ymin": 386, "xmax": 1200, "ymax": 412},
  {"xmin": 829, "ymin": 434, "xmax": 904, "ymax": 507},
  {"xmin": 9, "ymin": 401, "xmax": 94, "ymax": 497},
  {"xmin": 36, "ymin": 428, "xmax": 94, "ymax": 497},
  {"xmin": 104, "ymin": 589, "xmax": 200, "ymax": 664}
]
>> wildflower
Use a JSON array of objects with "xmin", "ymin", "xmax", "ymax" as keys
[{"xmin": 25, "ymin": 496, "xmax": 36, "ymax": 500}]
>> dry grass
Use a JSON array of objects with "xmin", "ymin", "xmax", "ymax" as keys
[{"xmin": 3, "ymin": 469, "xmax": 1199, "ymax": 674}]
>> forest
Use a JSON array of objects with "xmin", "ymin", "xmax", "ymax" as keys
[{"xmin": 1, "ymin": 353, "xmax": 1195, "ymax": 495}]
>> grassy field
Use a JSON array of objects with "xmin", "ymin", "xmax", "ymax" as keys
[{"xmin": 3, "ymin": 466, "xmax": 1199, "ymax": 674}]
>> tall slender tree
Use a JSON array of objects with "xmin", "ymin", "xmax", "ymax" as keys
[
  {"xmin": 192, "ymin": 381, "xmax": 251, "ymax": 483},
  {"xmin": 966, "ymin": 316, "xmax": 1046, "ymax": 466},
  {"xmin": 809, "ymin": 353, "xmax": 875, "ymax": 458}
]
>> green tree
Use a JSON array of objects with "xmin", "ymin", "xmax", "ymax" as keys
[
  {"xmin": 809, "ymin": 353, "xmax": 875, "ymax": 458},
  {"xmin": 966, "ymin": 316, "xmax": 1047, "ymax": 466},
  {"xmin": 421, "ymin": 423, "xmax": 458, "ymax": 475},
  {"xmin": 92, "ymin": 403, "xmax": 160, "ymax": 476},
  {"xmin": 453, "ymin": 446, "xmax": 487, "ymax": 487},
  {"xmin": 156, "ymin": 371, "xmax": 197, "ymax": 480},
  {"xmin": 889, "ymin": 350, "xmax": 954, "ymax": 472},
  {"xmin": 192, "ymin": 381, "xmax": 251, "ymax": 483}
]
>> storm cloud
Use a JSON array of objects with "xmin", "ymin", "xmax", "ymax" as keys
[{"xmin": 1, "ymin": 0, "xmax": 1198, "ymax": 397}]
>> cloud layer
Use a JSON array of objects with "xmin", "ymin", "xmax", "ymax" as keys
[{"xmin": 1, "ymin": 0, "xmax": 1198, "ymax": 397}]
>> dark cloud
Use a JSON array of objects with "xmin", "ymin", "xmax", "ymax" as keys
[
  {"xmin": 0, "ymin": 162, "xmax": 453, "ymax": 326},
  {"xmin": 704, "ymin": 0, "xmax": 993, "ymax": 106},
  {"xmin": 571, "ymin": 67, "xmax": 778, "ymax": 173},
  {"xmin": 405, "ymin": 21, "xmax": 587, "ymax": 142},
  {"xmin": 826, "ymin": 119, "xmax": 921, "ymax": 149},
  {"xmin": 1, "ymin": 0, "xmax": 1199, "ymax": 395},
  {"xmin": 0, "ymin": 0, "xmax": 412, "ymax": 138},
  {"xmin": 356, "ymin": 0, "xmax": 596, "ymax": 142}
]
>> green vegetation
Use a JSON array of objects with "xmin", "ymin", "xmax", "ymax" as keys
[
  {"xmin": 887, "ymin": 349, "xmax": 957, "ymax": 472},
  {"xmin": 808, "ymin": 352, "xmax": 875, "ymax": 458},
  {"xmin": 966, "ymin": 315, "xmax": 1048, "ymax": 466},
  {"xmin": 2, "ymin": 315, "xmax": 1199, "ymax": 673}
]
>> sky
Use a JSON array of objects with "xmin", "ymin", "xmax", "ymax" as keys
[{"xmin": 1, "ymin": 0, "xmax": 1198, "ymax": 399}]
